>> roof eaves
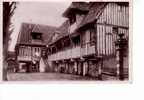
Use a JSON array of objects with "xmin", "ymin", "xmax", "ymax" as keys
[
  {"xmin": 77, "ymin": 3, "xmax": 107, "ymax": 30},
  {"xmin": 63, "ymin": 2, "xmax": 90, "ymax": 18}
]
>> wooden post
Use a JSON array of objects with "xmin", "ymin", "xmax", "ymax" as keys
[
  {"xmin": 65, "ymin": 62, "xmax": 68, "ymax": 74},
  {"xmin": 98, "ymin": 57, "xmax": 103, "ymax": 80},
  {"xmin": 83, "ymin": 60, "xmax": 89, "ymax": 76},
  {"xmin": 76, "ymin": 61, "xmax": 79, "ymax": 75},
  {"xmin": 74, "ymin": 61, "xmax": 77, "ymax": 75},
  {"xmin": 80, "ymin": 57, "xmax": 85, "ymax": 76},
  {"xmin": 81, "ymin": 61, "xmax": 83, "ymax": 76}
]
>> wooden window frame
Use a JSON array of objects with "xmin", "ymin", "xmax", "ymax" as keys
[
  {"xmin": 90, "ymin": 27, "xmax": 95, "ymax": 46},
  {"xmin": 31, "ymin": 32, "xmax": 42, "ymax": 40}
]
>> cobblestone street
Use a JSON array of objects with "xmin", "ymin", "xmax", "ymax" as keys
[
  {"xmin": 7, "ymin": 72, "xmax": 96, "ymax": 81},
  {"xmin": 7, "ymin": 72, "xmax": 120, "ymax": 81}
]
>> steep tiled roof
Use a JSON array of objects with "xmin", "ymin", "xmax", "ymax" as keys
[
  {"xmin": 70, "ymin": 2, "xmax": 90, "ymax": 11},
  {"xmin": 58, "ymin": 20, "xmax": 69, "ymax": 35},
  {"xmin": 63, "ymin": 2, "xmax": 90, "ymax": 17},
  {"xmin": 48, "ymin": 2, "xmax": 107, "ymax": 45},
  {"xmin": 48, "ymin": 20, "xmax": 70, "ymax": 45},
  {"xmin": 16, "ymin": 23, "xmax": 57, "ymax": 46},
  {"xmin": 77, "ymin": 2, "xmax": 107, "ymax": 30}
]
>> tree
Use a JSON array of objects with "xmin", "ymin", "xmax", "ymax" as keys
[{"xmin": 3, "ymin": 2, "xmax": 17, "ymax": 81}]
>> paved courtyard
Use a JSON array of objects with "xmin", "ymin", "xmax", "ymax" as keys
[{"xmin": 6, "ymin": 72, "xmax": 119, "ymax": 81}]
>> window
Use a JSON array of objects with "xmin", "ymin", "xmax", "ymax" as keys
[
  {"xmin": 64, "ymin": 39, "xmax": 70, "ymax": 48},
  {"xmin": 52, "ymin": 47, "xmax": 56, "ymax": 54},
  {"xmin": 35, "ymin": 48, "xmax": 37, "ymax": 52},
  {"xmin": 56, "ymin": 42, "xmax": 62, "ymax": 50},
  {"xmin": 81, "ymin": 32, "xmax": 86, "ymax": 47},
  {"xmin": 41, "ymin": 49, "xmax": 47, "ymax": 58},
  {"xmin": 22, "ymin": 47, "xmax": 24, "ymax": 56},
  {"xmin": 52, "ymin": 33, "xmax": 58, "ymax": 41},
  {"xmin": 112, "ymin": 27, "xmax": 118, "ymax": 39},
  {"xmin": 48, "ymin": 48, "xmax": 51, "ymax": 54},
  {"xmin": 31, "ymin": 32, "xmax": 42, "ymax": 40},
  {"xmin": 90, "ymin": 28, "xmax": 95, "ymax": 45},
  {"xmin": 72, "ymin": 35, "xmax": 80, "ymax": 46},
  {"xmin": 112, "ymin": 27, "xmax": 118, "ymax": 34},
  {"xmin": 69, "ymin": 14, "xmax": 76, "ymax": 25},
  {"xmin": 28, "ymin": 47, "xmax": 31, "ymax": 56}
]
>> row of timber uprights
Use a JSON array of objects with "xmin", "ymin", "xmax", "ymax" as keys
[{"xmin": 50, "ymin": 55, "xmax": 103, "ymax": 79}]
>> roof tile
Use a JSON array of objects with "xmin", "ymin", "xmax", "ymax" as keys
[{"xmin": 17, "ymin": 23, "xmax": 57, "ymax": 46}]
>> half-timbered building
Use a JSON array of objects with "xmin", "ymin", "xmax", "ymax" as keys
[
  {"xmin": 46, "ymin": 2, "xmax": 129, "ymax": 78},
  {"xmin": 15, "ymin": 23, "xmax": 57, "ymax": 72}
]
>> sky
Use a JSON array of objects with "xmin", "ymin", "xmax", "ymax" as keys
[{"xmin": 9, "ymin": 1, "xmax": 71, "ymax": 51}]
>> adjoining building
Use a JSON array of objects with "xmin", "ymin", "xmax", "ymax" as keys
[
  {"xmin": 15, "ymin": 23, "xmax": 57, "ymax": 72},
  {"xmin": 46, "ymin": 2, "xmax": 129, "ymax": 78}
]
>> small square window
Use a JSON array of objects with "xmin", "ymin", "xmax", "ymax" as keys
[{"xmin": 31, "ymin": 32, "xmax": 42, "ymax": 40}]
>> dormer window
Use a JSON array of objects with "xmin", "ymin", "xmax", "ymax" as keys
[
  {"xmin": 31, "ymin": 32, "xmax": 42, "ymax": 40},
  {"xmin": 69, "ymin": 14, "xmax": 76, "ymax": 25},
  {"xmin": 72, "ymin": 35, "xmax": 80, "ymax": 46},
  {"xmin": 52, "ymin": 32, "xmax": 59, "ymax": 42}
]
